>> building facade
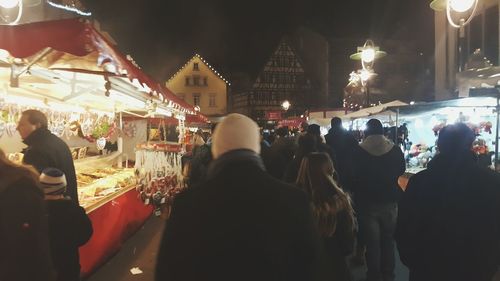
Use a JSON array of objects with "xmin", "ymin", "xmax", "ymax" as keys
[
  {"xmin": 166, "ymin": 54, "xmax": 229, "ymax": 121},
  {"xmin": 232, "ymin": 39, "xmax": 313, "ymax": 122},
  {"xmin": 434, "ymin": 0, "xmax": 500, "ymax": 99}
]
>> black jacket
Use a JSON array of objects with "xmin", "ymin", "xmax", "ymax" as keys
[
  {"xmin": 323, "ymin": 208, "xmax": 356, "ymax": 281},
  {"xmin": 0, "ymin": 177, "xmax": 55, "ymax": 281},
  {"xmin": 46, "ymin": 199, "xmax": 93, "ymax": 281},
  {"xmin": 266, "ymin": 137, "xmax": 297, "ymax": 179},
  {"xmin": 22, "ymin": 128, "xmax": 79, "ymax": 204},
  {"xmin": 324, "ymin": 128, "xmax": 359, "ymax": 190},
  {"xmin": 395, "ymin": 153, "xmax": 500, "ymax": 281},
  {"xmin": 352, "ymin": 135, "xmax": 406, "ymax": 208},
  {"xmin": 155, "ymin": 150, "xmax": 330, "ymax": 281}
]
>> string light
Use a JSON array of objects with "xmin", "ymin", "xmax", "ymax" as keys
[
  {"xmin": 166, "ymin": 54, "xmax": 231, "ymax": 85},
  {"xmin": 46, "ymin": 0, "xmax": 91, "ymax": 16}
]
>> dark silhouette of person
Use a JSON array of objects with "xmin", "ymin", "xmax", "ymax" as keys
[{"xmin": 396, "ymin": 123, "xmax": 500, "ymax": 281}]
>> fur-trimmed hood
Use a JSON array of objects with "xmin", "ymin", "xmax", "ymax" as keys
[{"xmin": 360, "ymin": 135, "xmax": 395, "ymax": 156}]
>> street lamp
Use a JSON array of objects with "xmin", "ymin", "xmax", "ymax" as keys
[
  {"xmin": 281, "ymin": 100, "xmax": 291, "ymax": 111},
  {"xmin": 350, "ymin": 39, "xmax": 386, "ymax": 71},
  {"xmin": 430, "ymin": 0, "xmax": 479, "ymax": 71},
  {"xmin": 430, "ymin": 0, "xmax": 479, "ymax": 27},
  {"xmin": 351, "ymin": 40, "xmax": 384, "ymax": 106}
]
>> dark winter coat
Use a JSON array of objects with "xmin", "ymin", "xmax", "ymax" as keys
[
  {"xmin": 395, "ymin": 152, "xmax": 500, "ymax": 281},
  {"xmin": 188, "ymin": 144, "xmax": 213, "ymax": 187},
  {"xmin": 46, "ymin": 199, "xmax": 93, "ymax": 281},
  {"xmin": 323, "ymin": 208, "xmax": 356, "ymax": 281},
  {"xmin": 352, "ymin": 135, "xmax": 406, "ymax": 208},
  {"xmin": 266, "ymin": 136, "xmax": 297, "ymax": 179},
  {"xmin": 324, "ymin": 128, "xmax": 359, "ymax": 191},
  {"xmin": 155, "ymin": 149, "xmax": 330, "ymax": 281},
  {"xmin": 22, "ymin": 128, "xmax": 79, "ymax": 205},
  {"xmin": 0, "ymin": 177, "xmax": 55, "ymax": 281}
]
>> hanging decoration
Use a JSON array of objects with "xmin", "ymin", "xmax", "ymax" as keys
[{"xmin": 96, "ymin": 137, "xmax": 106, "ymax": 150}]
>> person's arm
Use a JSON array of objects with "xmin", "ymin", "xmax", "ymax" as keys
[
  {"xmin": 395, "ymin": 175, "xmax": 420, "ymax": 268},
  {"xmin": 290, "ymin": 191, "xmax": 332, "ymax": 281},
  {"xmin": 155, "ymin": 193, "xmax": 193, "ymax": 281},
  {"xmin": 23, "ymin": 149, "xmax": 53, "ymax": 173},
  {"xmin": 0, "ymin": 180, "xmax": 55, "ymax": 281},
  {"xmin": 72, "ymin": 206, "xmax": 93, "ymax": 246}
]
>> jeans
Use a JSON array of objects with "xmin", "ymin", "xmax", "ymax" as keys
[{"xmin": 358, "ymin": 203, "xmax": 398, "ymax": 281}]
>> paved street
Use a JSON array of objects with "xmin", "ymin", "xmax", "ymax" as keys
[{"xmin": 87, "ymin": 216, "xmax": 412, "ymax": 281}]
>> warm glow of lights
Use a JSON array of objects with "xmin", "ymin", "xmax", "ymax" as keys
[
  {"xmin": 0, "ymin": 49, "xmax": 10, "ymax": 60},
  {"xmin": 361, "ymin": 48, "xmax": 376, "ymax": 63},
  {"xmin": 449, "ymin": 0, "xmax": 475, "ymax": 13},
  {"xmin": 360, "ymin": 69, "xmax": 371, "ymax": 82},
  {"xmin": 156, "ymin": 107, "xmax": 173, "ymax": 117},
  {"xmin": 282, "ymin": 100, "xmax": 291, "ymax": 111},
  {"xmin": 0, "ymin": 0, "xmax": 19, "ymax": 9}
]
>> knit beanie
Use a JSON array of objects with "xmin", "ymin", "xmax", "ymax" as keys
[
  {"xmin": 211, "ymin": 113, "xmax": 261, "ymax": 159},
  {"xmin": 39, "ymin": 168, "xmax": 67, "ymax": 195}
]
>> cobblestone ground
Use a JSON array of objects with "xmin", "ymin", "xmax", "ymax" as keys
[{"xmin": 87, "ymin": 216, "xmax": 499, "ymax": 281}]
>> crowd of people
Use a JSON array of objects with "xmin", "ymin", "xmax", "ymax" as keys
[
  {"xmin": 169, "ymin": 114, "xmax": 500, "ymax": 281},
  {"xmin": 1, "ymin": 110, "xmax": 500, "ymax": 281}
]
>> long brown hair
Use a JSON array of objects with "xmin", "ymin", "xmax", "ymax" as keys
[
  {"xmin": 0, "ymin": 149, "xmax": 40, "ymax": 189},
  {"xmin": 296, "ymin": 152, "xmax": 355, "ymax": 237}
]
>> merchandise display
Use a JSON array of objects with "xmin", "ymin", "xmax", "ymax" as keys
[
  {"xmin": 134, "ymin": 146, "xmax": 184, "ymax": 215},
  {"xmin": 77, "ymin": 167, "xmax": 137, "ymax": 211}
]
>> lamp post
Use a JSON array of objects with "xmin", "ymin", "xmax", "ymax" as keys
[
  {"xmin": 350, "ymin": 40, "xmax": 385, "ymax": 107},
  {"xmin": 430, "ymin": 0, "xmax": 479, "ymax": 71}
]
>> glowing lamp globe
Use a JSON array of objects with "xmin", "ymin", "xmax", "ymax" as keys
[
  {"xmin": 0, "ymin": 0, "xmax": 19, "ymax": 9},
  {"xmin": 360, "ymin": 69, "xmax": 371, "ymax": 82},
  {"xmin": 282, "ymin": 100, "xmax": 291, "ymax": 111},
  {"xmin": 361, "ymin": 48, "xmax": 376, "ymax": 63},
  {"xmin": 449, "ymin": 0, "xmax": 475, "ymax": 13}
]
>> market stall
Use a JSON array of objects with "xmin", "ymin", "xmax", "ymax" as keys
[
  {"xmin": 0, "ymin": 18, "xmax": 200, "ymax": 277},
  {"xmin": 396, "ymin": 96, "xmax": 499, "ymax": 174}
]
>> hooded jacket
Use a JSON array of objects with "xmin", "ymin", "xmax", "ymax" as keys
[
  {"xmin": 22, "ymin": 128, "xmax": 79, "ymax": 205},
  {"xmin": 353, "ymin": 135, "xmax": 406, "ymax": 207}
]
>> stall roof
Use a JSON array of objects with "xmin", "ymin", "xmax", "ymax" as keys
[
  {"xmin": 341, "ymin": 100, "xmax": 408, "ymax": 120},
  {"xmin": 395, "ymin": 97, "xmax": 498, "ymax": 117},
  {"xmin": 0, "ymin": 18, "xmax": 199, "ymax": 116}
]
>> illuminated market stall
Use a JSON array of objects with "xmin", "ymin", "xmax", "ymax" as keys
[{"xmin": 0, "ymin": 18, "xmax": 204, "ymax": 276}]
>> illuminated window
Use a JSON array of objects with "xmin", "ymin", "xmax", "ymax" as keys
[{"xmin": 193, "ymin": 93, "xmax": 201, "ymax": 106}]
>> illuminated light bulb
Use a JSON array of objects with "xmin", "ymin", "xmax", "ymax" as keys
[
  {"xmin": 0, "ymin": 0, "xmax": 19, "ymax": 9},
  {"xmin": 449, "ymin": 0, "xmax": 475, "ymax": 13},
  {"xmin": 360, "ymin": 69, "xmax": 371, "ymax": 82},
  {"xmin": 361, "ymin": 48, "xmax": 376, "ymax": 63}
]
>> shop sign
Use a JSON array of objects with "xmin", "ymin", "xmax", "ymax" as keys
[{"xmin": 266, "ymin": 111, "xmax": 282, "ymax": 120}]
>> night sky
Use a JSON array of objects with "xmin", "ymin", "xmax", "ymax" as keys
[{"xmin": 82, "ymin": 0, "xmax": 435, "ymax": 82}]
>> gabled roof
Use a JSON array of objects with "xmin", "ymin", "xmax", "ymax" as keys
[{"xmin": 166, "ymin": 54, "xmax": 231, "ymax": 85}]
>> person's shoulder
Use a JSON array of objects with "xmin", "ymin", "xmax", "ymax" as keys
[
  {"xmin": 471, "ymin": 165, "xmax": 500, "ymax": 185},
  {"xmin": 263, "ymin": 175, "xmax": 308, "ymax": 202}
]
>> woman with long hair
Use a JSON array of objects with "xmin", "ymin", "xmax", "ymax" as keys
[
  {"xmin": 283, "ymin": 133, "xmax": 318, "ymax": 183},
  {"xmin": 296, "ymin": 152, "xmax": 356, "ymax": 281},
  {"xmin": 0, "ymin": 149, "xmax": 55, "ymax": 281}
]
